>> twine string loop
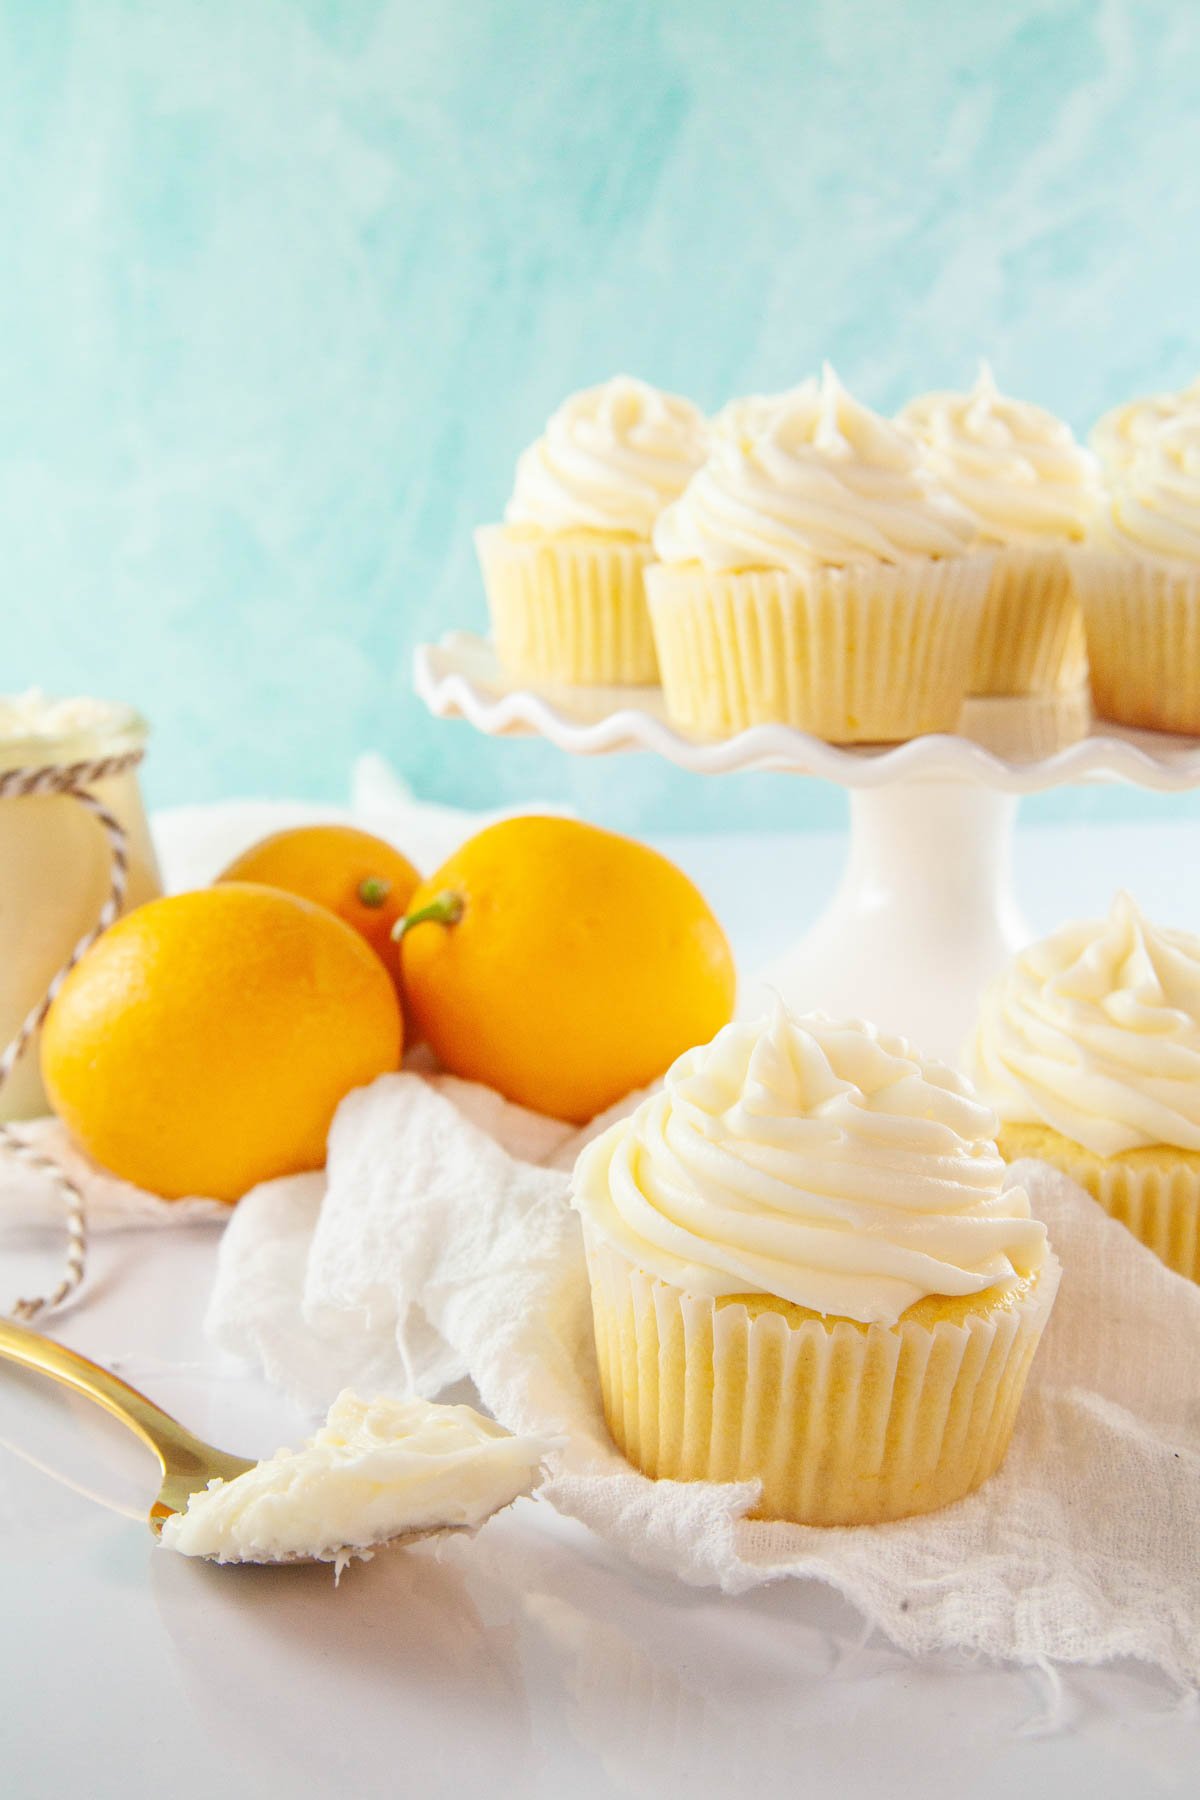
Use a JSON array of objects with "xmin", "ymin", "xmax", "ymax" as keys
[{"xmin": 1, "ymin": 748, "xmax": 145, "ymax": 1321}]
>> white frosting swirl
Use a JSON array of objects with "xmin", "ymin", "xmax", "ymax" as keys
[
  {"xmin": 572, "ymin": 1004, "xmax": 1045, "ymax": 1325},
  {"xmin": 0, "ymin": 689, "xmax": 136, "ymax": 744},
  {"xmin": 710, "ymin": 379, "xmax": 820, "ymax": 445},
  {"xmin": 505, "ymin": 375, "xmax": 707, "ymax": 538},
  {"xmin": 899, "ymin": 364, "xmax": 1099, "ymax": 544},
  {"xmin": 1092, "ymin": 414, "xmax": 1200, "ymax": 562},
  {"xmin": 970, "ymin": 892, "xmax": 1200, "ymax": 1157},
  {"xmin": 1091, "ymin": 381, "xmax": 1200, "ymax": 470},
  {"xmin": 653, "ymin": 366, "xmax": 977, "ymax": 572}
]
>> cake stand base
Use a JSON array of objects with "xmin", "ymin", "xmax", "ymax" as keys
[{"xmin": 741, "ymin": 781, "xmax": 1030, "ymax": 1063}]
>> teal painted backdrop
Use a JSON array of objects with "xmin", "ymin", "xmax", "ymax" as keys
[{"xmin": 4, "ymin": 0, "xmax": 1200, "ymax": 831}]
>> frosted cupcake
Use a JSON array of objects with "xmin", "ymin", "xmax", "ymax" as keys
[
  {"xmin": 899, "ymin": 366, "xmax": 1098, "ymax": 694},
  {"xmin": 572, "ymin": 1003, "xmax": 1058, "ymax": 1526},
  {"xmin": 1073, "ymin": 415, "xmax": 1200, "ymax": 734},
  {"xmin": 646, "ymin": 366, "xmax": 987, "ymax": 741},
  {"xmin": 1091, "ymin": 379, "xmax": 1200, "ymax": 471},
  {"xmin": 476, "ymin": 375, "xmax": 707, "ymax": 685},
  {"xmin": 970, "ymin": 892, "xmax": 1200, "ymax": 1283}
]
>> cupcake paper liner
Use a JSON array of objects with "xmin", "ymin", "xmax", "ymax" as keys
[
  {"xmin": 475, "ymin": 525, "xmax": 659, "ymax": 686},
  {"xmin": 970, "ymin": 544, "xmax": 1088, "ymax": 695},
  {"xmin": 583, "ymin": 1228, "xmax": 1060, "ymax": 1526},
  {"xmin": 644, "ymin": 554, "xmax": 990, "ymax": 742},
  {"xmin": 1071, "ymin": 551, "xmax": 1200, "ymax": 734},
  {"xmin": 998, "ymin": 1121, "xmax": 1200, "ymax": 1284}
]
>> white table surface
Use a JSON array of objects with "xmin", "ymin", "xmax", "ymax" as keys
[{"xmin": 4, "ymin": 816, "xmax": 1200, "ymax": 1799}]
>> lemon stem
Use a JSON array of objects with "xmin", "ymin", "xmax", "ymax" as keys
[
  {"xmin": 357, "ymin": 876, "xmax": 392, "ymax": 908},
  {"xmin": 392, "ymin": 890, "xmax": 465, "ymax": 941}
]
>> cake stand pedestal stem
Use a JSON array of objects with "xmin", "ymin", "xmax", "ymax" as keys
[{"xmin": 743, "ymin": 780, "xmax": 1032, "ymax": 1063}]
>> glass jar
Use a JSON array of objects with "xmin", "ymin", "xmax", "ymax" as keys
[{"xmin": 0, "ymin": 694, "xmax": 162, "ymax": 1121}]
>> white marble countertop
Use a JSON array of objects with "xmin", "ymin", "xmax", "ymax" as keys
[{"xmin": 3, "ymin": 816, "xmax": 1200, "ymax": 1799}]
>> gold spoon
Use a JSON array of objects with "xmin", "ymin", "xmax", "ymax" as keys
[
  {"xmin": 0, "ymin": 1317, "xmax": 493, "ymax": 1567},
  {"xmin": 0, "ymin": 1313, "xmax": 255, "ymax": 1539}
]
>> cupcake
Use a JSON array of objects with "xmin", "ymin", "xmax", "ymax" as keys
[
  {"xmin": 1090, "ymin": 378, "xmax": 1200, "ymax": 471},
  {"xmin": 1073, "ymin": 414, "xmax": 1200, "ymax": 734},
  {"xmin": 899, "ymin": 365, "xmax": 1098, "ymax": 695},
  {"xmin": 476, "ymin": 375, "xmax": 707, "ymax": 686},
  {"xmin": 970, "ymin": 892, "xmax": 1200, "ymax": 1283},
  {"xmin": 572, "ymin": 1003, "xmax": 1058, "ymax": 1526},
  {"xmin": 646, "ymin": 366, "xmax": 988, "ymax": 742}
]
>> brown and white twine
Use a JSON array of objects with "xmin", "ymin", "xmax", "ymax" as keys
[{"xmin": 1, "ymin": 749, "xmax": 143, "ymax": 1321}]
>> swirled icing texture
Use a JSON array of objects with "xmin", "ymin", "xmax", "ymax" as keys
[
  {"xmin": 572, "ymin": 1003, "xmax": 1045, "ymax": 1325},
  {"xmin": 1091, "ymin": 381, "xmax": 1200, "ymax": 470},
  {"xmin": 969, "ymin": 892, "xmax": 1200, "ymax": 1157},
  {"xmin": 0, "ymin": 689, "xmax": 132, "ymax": 742},
  {"xmin": 161, "ymin": 1392, "xmax": 549, "ymax": 1564},
  {"xmin": 505, "ymin": 375, "xmax": 708, "ymax": 538},
  {"xmin": 1091, "ymin": 414, "xmax": 1200, "ymax": 562},
  {"xmin": 653, "ymin": 366, "xmax": 977, "ymax": 573},
  {"xmin": 899, "ymin": 365, "xmax": 1099, "ymax": 545},
  {"xmin": 710, "ymin": 379, "xmax": 819, "ymax": 445}
]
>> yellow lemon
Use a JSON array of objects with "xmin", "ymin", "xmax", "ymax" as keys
[
  {"xmin": 42, "ymin": 884, "xmax": 402, "ymax": 1202},
  {"xmin": 218, "ymin": 824, "xmax": 421, "ymax": 1017},
  {"xmin": 397, "ymin": 816, "xmax": 736, "ymax": 1122}
]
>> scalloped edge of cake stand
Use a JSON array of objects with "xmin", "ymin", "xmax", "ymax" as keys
[
  {"xmin": 413, "ymin": 631, "xmax": 1200, "ymax": 1057},
  {"xmin": 413, "ymin": 633, "xmax": 1200, "ymax": 795}
]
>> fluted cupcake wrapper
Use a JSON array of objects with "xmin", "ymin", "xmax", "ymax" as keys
[
  {"xmin": 998, "ymin": 1122, "xmax": 1200, "ymax": 1284},
  {"xmin": 475, "ymin": 525, "xmax": 659, "ymax": 685},
  {"xmin": 583, "ymin": 1229, "xmax": 1060, "ymax": 1527},
  {"xmin": 644, "ymin": 554, "xmax": 991, "ymax": 742},
  {"xmin": 970, "ymin": 544, "xmax": 1088, "ymax": 695},
  {"xmin": 1071, "ymin": 550, "xmax": 1200, "ymax": 734}
]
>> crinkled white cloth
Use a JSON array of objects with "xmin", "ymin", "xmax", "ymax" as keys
[{"xmin": 206, "ymin": 1070, "xmax": 1200, "ymax": 1691}]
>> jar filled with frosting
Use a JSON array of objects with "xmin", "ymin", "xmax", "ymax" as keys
[{"xmin": 0, "ymin": 692, "xmax": 161, "ymax": 1121}]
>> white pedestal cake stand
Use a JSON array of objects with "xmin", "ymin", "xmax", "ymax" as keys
[{"xmin": 414, "ymin": 631, "xmax": 1200, "ymax": 1062}]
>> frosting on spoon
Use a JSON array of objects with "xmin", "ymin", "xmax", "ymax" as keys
[{"xmin": 161, "ymin": 1392, "xmax": 549, "ymax": 1566}]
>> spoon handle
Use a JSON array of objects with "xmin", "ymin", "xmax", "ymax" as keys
[{"xmin": 0, "ymin": 1315, "xmax": 200, "ymax": 1473}]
